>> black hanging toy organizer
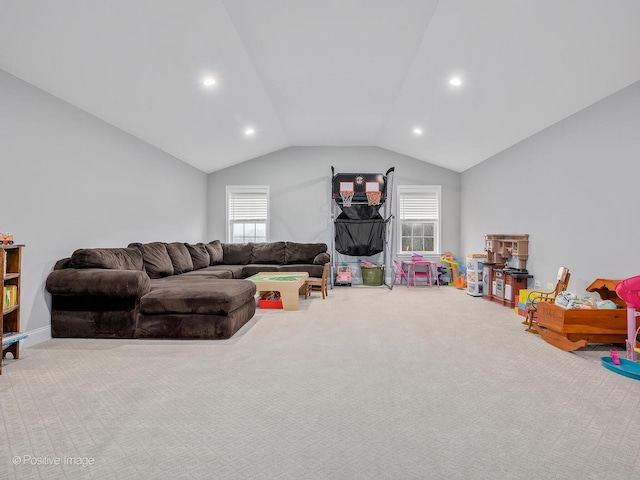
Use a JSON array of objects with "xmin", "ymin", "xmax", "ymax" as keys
[{"xmin": 330, "ymin": 166, "xmax": 395, "ymax": 288}]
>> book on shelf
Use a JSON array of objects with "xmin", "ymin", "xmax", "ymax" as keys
[
  {"xmin": 2, "ymin": 332, "xmax": 28, "ymax": 347},
  {"xmin": 4, "ymin": 285, "xmax": 18, "ymax": 309}
]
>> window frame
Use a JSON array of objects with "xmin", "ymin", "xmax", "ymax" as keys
[
  {"xmin": 396, "ymin": 185, "xmax": 441, "ymax": 256},
  {"xmin": 226, "ymin": 185, "xmax": 270, "ymax": 243}
]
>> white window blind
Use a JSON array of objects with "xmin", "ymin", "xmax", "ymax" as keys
[
  {"xmin": 226, "ymin": 186, "xmax": 269, "ymax": 243},
  {"xmin": 399, "ymin": 191, "xmax": 439, "ymax": 220},
  {"xmin": 397, "ymin": 185, "xmax": 441, "ymax": 254},
  {"xmin": 228, "ymin": 191, "xmax": 268, "ymax": 221}
]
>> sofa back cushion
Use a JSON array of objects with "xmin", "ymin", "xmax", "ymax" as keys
[
  {"xmin": 205, "ymin": 240, "xmax": 223, "ymax": 265},
  {"xmin": 70, "ymin": 248, "xmax": 144, "ymax": 271},
  {"xmin": 284, "ymin": 242, "xmax": 328, "ymax": 265},
  {"xmin": 166, "ymin": 242, "xmax": 194, "ymax": 274},
  {"xmin": 252, "ymin": 242, "xmax": 285, "ymax": 264},
  {"xmin": 185, "ymin": 243, "xmax": 210, "ymax": 270},
  {"xmin": 128, "ymin": 242, "xmax": 174, "ymax": 278},
  {"xmin": 54, "ymin": 257, "xmax": 73, "ymax": 270},
  {"xmin": 221, "ymin": 242, "xmax": 253, "ymax": 265}
]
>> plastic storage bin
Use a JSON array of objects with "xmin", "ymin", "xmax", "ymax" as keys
[
  {"xmin": 362, "ymin": 266, "xmax": 384, "ymax": 286},
  {"xmin": 466, "ymin": 253, "xmax": 487, "ymax": 297},
  {"xmin": 259, "ymin": 291, "xmax": 283, "ymax": 309},
  {"xmin": 259, "ymin": 299, "xmax": 283, "ymax": 309}
]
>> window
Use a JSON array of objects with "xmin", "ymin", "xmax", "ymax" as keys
[
  {"xmin": 397, "ymin": 185, "xmax": 441, "ymax": 254},
  {"xmin": 226, "ymin": 186, "xmax": 269, "ymax": 243}
]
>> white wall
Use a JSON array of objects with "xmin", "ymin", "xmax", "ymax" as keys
[
  {"xmin": 461, "ymin": 80, "xmax": 640, "ymax": 294},
  {"xmin": 0, "ymin": 70, "xmax": 208, "ymax": 345},
  {"xmin": 207, "ymin": 145, "xmax": 461, "ymax": 264}
]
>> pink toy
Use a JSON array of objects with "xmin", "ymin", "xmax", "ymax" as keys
[
  {"xmin": 615, "ymin": 275, "xmax": 640, "ymax": 360},
  {"xmin": 616, "ymin": 275, "xmax": 640, "ymax": 308},
  {"xmin": 610, "ymin": 349, "xmax": 620, "ymax": 365},
  {"xmin": 393, "ymin": 259, "xmax": 409, "ymax": 286},
  {"xmin": 409, "ymin": 260, "xmax": 438, "ymax": 288}
]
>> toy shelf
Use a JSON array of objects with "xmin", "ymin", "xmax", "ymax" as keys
[{"xmin": 1, "ymin": 244, "xmax": 26, "ymax": 375}]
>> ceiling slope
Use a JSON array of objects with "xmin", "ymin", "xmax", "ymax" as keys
[
  {"xmin": 1, "ymin": 0, "xmax": 640, "ymax": 173},
  {"xmin": 379, "ymin": 0, "xmax": 640, "ymax": 171}
]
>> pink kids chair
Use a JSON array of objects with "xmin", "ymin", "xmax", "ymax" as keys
[
  {"xmin": 411, "ymin": 260, "xmax": 436, "ymax": 287},
  {"xmin": 393, "ymin": 259, "xmax": 409, "ymax": 286}
]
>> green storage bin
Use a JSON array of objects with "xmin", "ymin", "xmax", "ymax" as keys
[{"xmin": 361, "ymin": 265, "xmax": 384, "ymax": 286}]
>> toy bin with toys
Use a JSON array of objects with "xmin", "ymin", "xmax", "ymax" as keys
[
  {"xmin": 258, "ymin": 291, "xmax": 283, "ymax": 309},
  {"xmin": 359, "ymin": 259, "xmax": 384, "ymax": 286}
]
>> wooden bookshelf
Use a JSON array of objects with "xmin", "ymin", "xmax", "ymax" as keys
[{"xmin": 1, "ymin": 244, "xmax": 26, "ymax": 375}]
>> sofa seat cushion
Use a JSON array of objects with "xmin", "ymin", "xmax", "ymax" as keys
[
  {"xmin": 198, "ymin": 265, "xmax": 245, "ymax": 279},
  {"xmin": 241, "ymin": 264, "xmax": 281, "ymax": 278},
  {"xmin": 181, "ymin": 268, "xmax": 233, "ymax": 279},
  {"xmin": 140, "ymin": 278, "xmax": 256, "ymax": 315},
  {"xmin": 136, "ymin": 301, "xmax": 256, "ymax": 340},
  {"xmin": 279, "ymin": 264, "xmax": 325, "ymax": 278}
]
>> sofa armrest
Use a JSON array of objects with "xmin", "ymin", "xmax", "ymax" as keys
[
  {"xmin": 46, "ymin": 269, "xmax": 151, "ymax": 298},
  {"xmin": 313, "ymin": 253, "xmax": 330, "ymax": 265}
]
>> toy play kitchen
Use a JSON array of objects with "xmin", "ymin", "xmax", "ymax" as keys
[
  {"xmin": 494, "ymin": 267, "xmax": 533, "ymax": 308},
  {"xmin": 482, "ymin": 234, "xmax": 532, "ymax": 307}
]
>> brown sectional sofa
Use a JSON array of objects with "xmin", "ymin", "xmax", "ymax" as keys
[{"xmin": 46, "ymin": 241, "xmax": 329, "ymax": 340}]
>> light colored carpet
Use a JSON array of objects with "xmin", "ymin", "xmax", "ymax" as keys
[{"xmin": 2, "ymin": 286, "xmax": 640, "ymax": 479}]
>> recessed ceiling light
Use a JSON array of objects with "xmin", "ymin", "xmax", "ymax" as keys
[
  {"xmin": 413, "ymin": 127, "xmax": 423, "ymax": 135},
  {"xmin": 449, "ymin": 76, "xmax": 462, "ymax": 87},
  {"xmin": 203, "ymin": 77, "xmax": 217, "ymax": 86},
  {"xmin": 244, "ymin": 127, "xmax": 255, "ymax": 136}
]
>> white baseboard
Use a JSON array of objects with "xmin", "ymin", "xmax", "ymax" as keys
[{"xmin": 21, "ymin": 326, "xmax": 52, "ymax": 348}]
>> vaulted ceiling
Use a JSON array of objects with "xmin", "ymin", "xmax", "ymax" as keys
[{"xmin": 2, "ymin": 1, "xmax": 640, "ymax": 173}]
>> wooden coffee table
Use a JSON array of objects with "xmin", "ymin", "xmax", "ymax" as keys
[{"xmin": 247, "ymin": 272, "xmax": 309, "ymax": 311}]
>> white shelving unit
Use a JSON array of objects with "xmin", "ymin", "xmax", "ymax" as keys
[{"xmin": 466, "ymin": 254, "xmax": 487, "ymax": 297}]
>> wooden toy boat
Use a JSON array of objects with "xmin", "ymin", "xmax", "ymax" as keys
[{"xmin": 533, "ymin": 279, "xmax": 627, "ymax": 351}]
